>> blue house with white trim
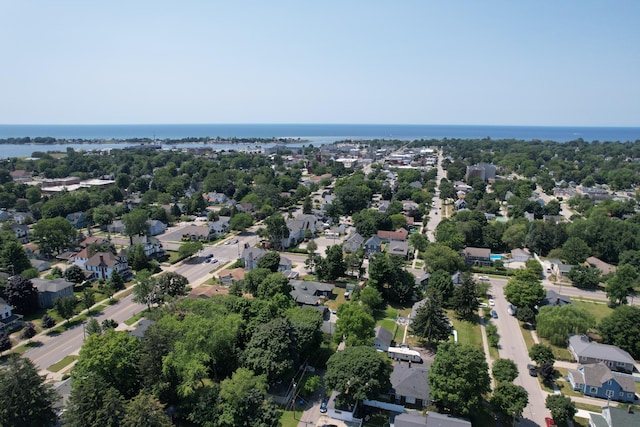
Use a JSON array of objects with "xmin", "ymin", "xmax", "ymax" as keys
[{"xmin": 568, "ymin": 362, "xmax": 636, "ymax": 403}]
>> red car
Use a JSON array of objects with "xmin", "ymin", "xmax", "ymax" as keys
[{"xmin": 545, "ymin": 417, "xmax": 556, "ymax": 427}]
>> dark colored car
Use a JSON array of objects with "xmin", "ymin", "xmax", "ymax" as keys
[
  {"xmin": 528, "ymin": 364, "xmax": 538, "ymax": 377},
  {"xmin": 319, "ymin": 397, "xmax": 328, "ymax": 413},
  {"xmin": 491, "ymin": 310, "xmax": 498, "ymax": 319}
]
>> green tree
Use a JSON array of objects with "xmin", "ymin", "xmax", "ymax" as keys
[
  {"xmin": 133, "ymin": 272, "xmax": 159, "ymax": 311},
  {"xmin": 599, "ymin": 305, "xmax": 640, "ymax": 359},
  {"xmin": 562, "ymin": 237, "xmax": 590, "ymax": 264},
  {"xmin": 409, "ymin": 232, "xmax": 429, "ymax": 253},
  {"xmin": 316, "ymin": 245, "xmax": 346, "ymax": 281},
  {"xmin": 244, "ymin": 267, "xmax": 271, "ymax": 296},
  {"xmin": 5, "ymin": 275, "xmax": 39, "ymax": 315},
  {"xmin": 427, "ymin": 270, "xmax": 455, "ymax": 306},
  {"xmin": 55, "ymin": 295, "xmax": 77, "ymax": 323},
  {"xmin": 93, "ymin": 205, "xmax": 115, "ymax": 230},
  {"xmin": 516, "ymin": 306, "xmax": 537, "ymax": 324},
  {"xmin": 63, "ymin": 373, "xmax": 125, "ymax": 427},
  {"xmin": 359, "ymin": 286, "xmax": 383, "ymax": 313},
  {"xmin": 122, "ymin": 391, "xmax": 172, "ymax": 427},
  {"xmin": 64, "ymin": 264, "xmax": 87, "ymax": 284},
  {"xmin": 545, "ymin": 394, "xmax": 576, "ymax": 425},
  {"xmin": 156, "ymin": 272, "xmax": 189, "ymax": 299},
  {"xmin": 86, "ymin": 317, "xmax": 102, "ymax": 336},
  {"xmin": 265, "ymin": 213, "xmax": 289, "ymax": 250},
  {"xmin": 451, "ymin": 273, "xmax": 479, "ymax": 320},
  {"xmin": 179, "ymin": 241, "xmax": 204, "ymax": 260},
  {"xmin": 286, "ymin": 306, "xmax": 323, "ymax": 361},
  {"xmin": 492, "ymin": 358, "xmax": 519, "ymax": 383},
  {"xmin": 428, "ymin": 342, "xmax": 491, "ymax": 417},
  {"xmin": 74, "ymin": 329, "xmax": 142, "ymax": 398},
  {"xmin": 567, "ymin": 265, "xmax": 602, "ymax": 289},
  {"xmin": 491, "ymin": 382, "xmax": 529, "ymax": 423},
  {"xmin": 504, "ymin": 275, "xmax": 545, "ymax": 310},
  {"xmin": 81, "ymin": 289, "xmax": 95, "ymax": 311},
  {"xmin": 230, "ymin": 212, "xmax": 253, "ymax": 231},
  {"xmin": 122, "ymin": 208, "xmax": 150, "ymax": 245},
  {"xmin": 32, "ymin": 216, "xmax": 78, "ymax": 256},
  {"xmin": 257, "ymin": 251, "xmax": 281, "ymax": 272},
  {"xmin": 242, "ymin": 318, "xmax": 296, "ymax": 384},
  {"xmin": 0, "ymin": 356, "xmax": 57, "ymax": 427},
  {"xmin": 324, "ymin": 346, "xmax": 392, "ymax": 401},
  {"xmin": 529, "ymin": 343, "xmax": 555, "ymax": 366},
  {"xmin": 423, "ymin": 243, "xmax": 465, "ymax": 273},
  {"xmin": 536, "ymin": 305, "xmax": 595, "ymax": 346},
  {"xmin": 411, "ymin": 291, "xmax": 451, "ymax": 345},
  {"xmin": 0, "ymin": 240, "xmax": 31, "ymax": 275},
  {"xmin": 216, "ymin": 368, "xmax": 280, "ymax": 427},
  {"xmin": 257, "ymin": 272, "xmax": 292, "ymax": 300},
  {"xmin": 334, "ymin": 303, "xmax": 375, "ymax": 346},
  {"xmin": 128, "ymin": 243, "xmax": 152, "ymax": 271},
  {"xmin": 606, "ymin": 264, "xmax": 637, "ymax": 305}
]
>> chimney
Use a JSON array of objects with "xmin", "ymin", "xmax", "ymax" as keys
[{"xmin": 99, "ymin": 255, "xmax": 104, "ymax": 264}]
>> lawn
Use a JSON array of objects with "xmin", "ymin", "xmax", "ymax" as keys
[
  {"xmin": 449, "ymin": 312, "xmax": 483, "ymax": 352},
  {"xmin": 48, "ymin": 355, "xmax": 78, "ymax": 373},
  {"xmin": 125, "ymin": 311, "xmax": 146, "ymax": 326},
  {"xmin": 572, "ymin": 300, "xmax": 613, "ymax": 324},
  {"xmin": 279, "ymin": 410, "xmax": 299, "ymax": 427}
]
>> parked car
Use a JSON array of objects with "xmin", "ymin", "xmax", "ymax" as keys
[
  {"xmin": 320, "ymin": 397, "xmax": 328, "ymax": 413},
  {"xmin": 528, "ymin": 364, "xmax": 538, "ymax": 377},
  {"xmin": 545, "ymin": 417, "xmax": 556, "ymax": 427},
  {"xmin": 479, "ymin": 275, "xmax": 490, "ymax": 281},
  {"xmin": 507, "ymin": 304, "xmax": 516, "ymax": 316},
  {"xmin": 491, "ymin": 310, "xmax": 498, "ymax": 319},
  {"xmin": 488, "ymin": 299, "xmax": 495, "ymax": 306}
]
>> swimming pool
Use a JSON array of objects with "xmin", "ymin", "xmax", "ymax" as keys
[{"xmin": 490, "ymin": 254, "xmax": 503, "ymax": 261}]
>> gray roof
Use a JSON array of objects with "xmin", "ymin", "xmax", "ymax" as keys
[
  {"xmin": 389, "ymin": 241, "xmax": 409, "ymax": 256},
  {"xmin": 395, "ymin": 412, "xmax": 427, "ymax": 427},
  {"xmin": 32, "ymin": 278, "xmax": 74, "ymax": 293},
  {"xmin": 242, "ymin": 247, "xmax": 267, "ymax": 260},
  {"xmin": 374, "ymin": 325, "xmax": 393, "ymax": 348},
  {"xmin": 569, "ymin": 335, "xmax": 635, "ymax": 366},
  {"xmin": 578, "ymin": 362, "xmax": 636, "ymax": 392},
  {"xmin": 391, "ymin": 364, "xmax": 430, "ymax": 400},
  {"xmin": 343, "ymin": 232, "xmax": 364, "ymax": 253},
  {"xmin": 366, "ymin": 235, "xmax": 383, "ymax": 247},
  {"xmin": 542, "ymin": 289, "xmax": 572, "ymax": 307},
  {"xmin": 290, "ymin": 280, "xmax": 334, "ymax": 306},
  {"xmin": 592, "ymin": 406, "xmax": 640, "ymax": 427},
  {"xmin": 426, "ymin": 412, "xmax": 471, "ymax": 427}
]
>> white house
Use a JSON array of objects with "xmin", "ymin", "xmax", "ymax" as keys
[{"xmin": 85, "ymin": 251, "xmax": 129, "ymax": 280}]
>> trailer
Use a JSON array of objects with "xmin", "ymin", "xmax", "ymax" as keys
[{"xmin": 387, "ymin": 346, "xmax": 422, "ymax": 363}]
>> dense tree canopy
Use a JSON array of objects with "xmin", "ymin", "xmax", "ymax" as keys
[
  {"xmin": 599, "ymin": 305, "xmax": 640, "ymax": 359},
  {"xmin": 324, "ymin": 346, "xmax": 392, "ymax": 401}
]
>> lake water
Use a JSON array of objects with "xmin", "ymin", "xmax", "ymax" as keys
[{"xmin": 0, "ymin": 123, "xmax": 639, "ymax": 158}]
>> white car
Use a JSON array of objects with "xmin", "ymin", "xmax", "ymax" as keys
[
  {"xmin": 479, "ymin": 275, "xmax": 490, "ymax": 281},
  {"xmin": 488, "ymin": 299, "xmax": 495, "ymax": 306}
]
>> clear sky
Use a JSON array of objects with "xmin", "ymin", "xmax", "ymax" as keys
[{"xmin": 1, "ymin": 1, "xmax": 639, "ymax": 126}]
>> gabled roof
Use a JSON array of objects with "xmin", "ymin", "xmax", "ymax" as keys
[
  {"xmin": 377, "ymin": 228, "xmax": 408, "ymax": 241},
  {"xmin": 86, "ymin": 251, "xmax": 123, "ymax": 268},
  {"xmin": 586, "ymin": 256, "xmax": 617, "ymax": 275},
  {"xmin": 389, "ymin": 241, "xmax": 409, "ymax": 256},
  {"xmin": 462, "ymin": 247, "xmax": 491, "ymax": 258},
  {"xmin": 374, "ymin": 325, "xmax": 392, "ymax": 348},
  {"xmin": 366, "ymin": 235, "xmax": 383, "ymax": 247},
  {"xmin": 290, "ymin": 280, "xmax": 334, "ymax": 306},
  {"xmin": 569, "ymin": 335, "xmax": 635, "ymax": 366},
  {"xmin": 542, "ymin": 289, "xmax": 572, "ymax": 307},
  {"xmin": 32, "ymin": 278, "xmax": 74, "ymax": 293},
  {"xmin": 343, "ymin": 232, "xmax": 365, "ymax": 252},
  {"xmin": 391, "ymin": 364, "xmax": 430, "ymax": 400},
  {"xmin": 242, "ymin": 247, "xmax": 267, "ymax": 261},
  {"xmin": 574, "ymin": 362, "xmax": 635, "ymax": 393}
]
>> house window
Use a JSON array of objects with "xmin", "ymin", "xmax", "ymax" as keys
[
  {"xmin": 620, "ymin": 392, "xmax": 625, "ymax": 397},
  {"xmin": 616, "ymin": 361, "xmax": 626, "ymax": 367},
  {"xmin": 589, "ymin": 387, "xmax": 598, "ymax": 393},
  {"xmin": 606, "ymin": 390, "xmax": 615, "ymax": 398}
]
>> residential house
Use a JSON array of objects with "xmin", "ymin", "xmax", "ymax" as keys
[
  {"xmin": 388, "ymin": 241, "xmax": 410, "ymax": 258},
  {"xmin": 321, "ymin": 194, "xmax": 336, "ymax": 211},
  {"xmin": 377, "ymin": 228, "xmax": 408, "ymax": 242},
  {"xmin": 550, "ymin": 259, "xmax": 574, "ymax": 278},
  {"xmin": 283, "ymin": 214, "xmax": 319, "ymax": 248},
  {"xmin": 65, "ymin": 211, "xmax": 88, "ymax": 229},
  {"xmin": 209, "ymin": 216, "xmax": 231, "ymax": 236},
  {"xmin": 131, "ymin": 235, "xmax": 165, "ymax": 258},
  {"xmin": 409, "ymin": 181, "xmax": 423, "ymax": 189},
  {"xmin": 278, "ymin": 256, "xmax": 293, "ymax": 272},
  {"xmin": 453, "ymin": 198, "xmax": 467, "ymax": 211},
  {"xmin": 511, "ymin": 248, "xmax": 531, "ymax": 263},
  {"xmin": 181, "ymin": 224, "xmax": 214, "ymax": 242},
  {"xmin": 326, "ymin": 391, "xmax": 360, "ymax": 424},
  {"xmin": 343, "ymin": 232, "xmax": 364, "ymax": 254},
  {"xmin": 290, "ymin": 280, "xmax": 334, "ymax": 307},
  {"xmin": 568, "ymin": 362, "xmax": 636, "ymax": 403},
  {"xmin": 9, "ymin": 169, "xmax": 32, "ymax": 182},
  {"xmin": 30, "ymin": 259, "xmax": 51, "ymax": 272},
  {"xmin": 73, "ymin": 248, "xmax": 90, "ymax": 270},
  {"xmin": 569, "ymin": 335, "xmax": 636, "ymax": 373},
  {"xmin": 402, "ymin": 200, "xmax": 420, "ymax": 214},
  {"xmin": 11, "ymin": 224, "xmax": 29, "ymax": 243},
  {"xmin": 365, "ymin": 235, "xmax": 383, "ymax": 257},
  {"xmin": 79, "ymin": 236, "xmax": 108, "ymax": 248},
  {"xmin": 202, "ymin": 192, "xmax": 227, "ymax": 205},
  {"xmin": 107, "ymin": 220, "xmax": 126, "ymax": 234},
  {"xmin": 373, "ymin": 325, "xmax": 392, "ymax": 352},
  {"xmin": 589, "ymin": 405, "xmax": 640, "ymax": 427},
  {"xmin": 586, "ymin": 256, "xmax": 617, "ymax": 276},
  {"xmin": 217, "ymin": 268, "xmax": 246, "ymax": 286},
  {"xmin": 235, "ymin": 202, "xmax": 253, "ymax": 213},
  {"xmin": 242, "ymin": 247, "xmax": 267, "ymax": 271},
  {"xmin": 147, "ymin": 220, "xmax": 167, "ymax": 236},
  {"xmin": 390, "ymin": 364, "xmax": 430, "ymax": 408},
  {"xmin": 12, "ymin": 212, "xmax": 31, "ymax": 224},
  {"xmin": 0, "ymin": 298, "xmax": 22, "ymax": 331},
  {"xmin": 461, "ymin": 247, "xmax": 492, "ymax": 267},
  {"xmin": 0, "ymin": 210, "xmax": 9, "ymax": 222},
  {"xmin": 85, "ymin": 251, "xmax": 129, "ymax": 280},
  {"xmin": 541, "ymin": 289, "xmax": 572, "ymax": 307},
  {"xmin": 31, "ymin": 278, "xmax": 75, "ymax": 309},
  {"xmin": 378, "ymin": 200, "xmax": 391, "ymax": 213}
]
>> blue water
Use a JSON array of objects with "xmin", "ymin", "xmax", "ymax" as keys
[
  {"xmin": 490, "ymin": 254, "xmax": 503, "ymax": 261},
  {"xmin": 0, "ymin": 123, "xmax": 639, "ymax": 142}
]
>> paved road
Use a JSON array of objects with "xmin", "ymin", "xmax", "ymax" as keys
[
  {"xmin": 489, "ymin": 279, "xmax": 548, "ymax": 426},
  {"xmin": 425, "ymin": 149, "xmax": 445, "ymax": 242},
  {"xmin": 24, "ymin": 293, "xmax": 144, "ymax": 373}
]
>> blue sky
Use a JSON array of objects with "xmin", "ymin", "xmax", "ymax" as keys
[{"xmin": 1, "ymin": 1, "xmax": 639, "ymax": 126}]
